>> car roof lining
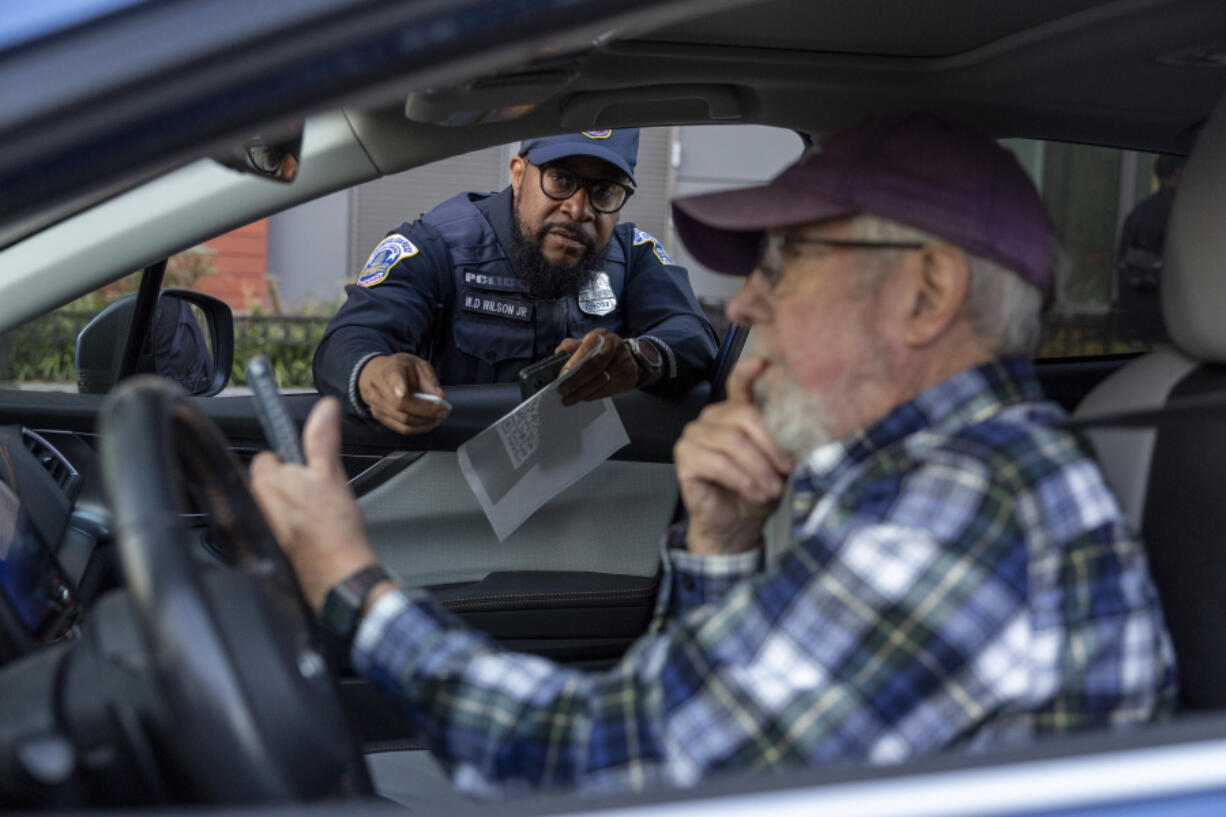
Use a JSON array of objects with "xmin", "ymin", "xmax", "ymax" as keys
[
  {"xmin": 384, "ymin": 0, "xmax": 1225, "ymax": 157},
  {"xmin": 634, "ymin": 0, "xmax": 1116, "ymax": 57}
]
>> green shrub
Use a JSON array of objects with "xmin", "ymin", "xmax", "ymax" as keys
[
  {"xmin": 231, "ymin": 316, "xmax": 331, "ymax": 389},
  {"xmin": 1, "ymin": 311, "xmax": 93, "ymax": 382}
]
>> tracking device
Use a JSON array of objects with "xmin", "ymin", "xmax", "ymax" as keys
[
  {"xmin": 247, "ymin": 355, "xmax": 305, "ymax": 464},
  {"xmin": 518, "ymin": 351, "xmax": 570, "ymax": 400}
]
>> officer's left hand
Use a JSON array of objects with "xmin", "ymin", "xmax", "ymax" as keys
[{"xmin": 555, "ymin": 329, "xmax": 637, "ymax": 405}]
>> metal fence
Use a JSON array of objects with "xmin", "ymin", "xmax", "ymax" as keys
[{"xmin": 231, "ymin": 315, "xmax": 331, "ymax": 387}]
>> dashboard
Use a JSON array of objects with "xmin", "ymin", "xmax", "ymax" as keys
[
  {"xmin": 0, "ymin": 414, "xmax": 396, "ymax": 669},
  {"xmin": 0, "ymin": 428, "xmax": 94, "ymax": 660}
]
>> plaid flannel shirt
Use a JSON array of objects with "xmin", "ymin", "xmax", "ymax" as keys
[{"xmin": 352, "ymin": 357, "xmax": 1176, "ymax": 796}]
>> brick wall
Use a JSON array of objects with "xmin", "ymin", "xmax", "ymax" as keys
[{"xmin": 196, "ymin": 220, "xmax": 268, "ymax": 311}]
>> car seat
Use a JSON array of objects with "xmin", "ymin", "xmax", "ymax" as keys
[{"xmin": 1074, "ymin": 95, "xmax": 1226, "ymax": 711}]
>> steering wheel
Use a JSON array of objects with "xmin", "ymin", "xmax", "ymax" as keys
[{"xmin": 98, "ymin": 376, "xmax": 371, "ymax": 801}]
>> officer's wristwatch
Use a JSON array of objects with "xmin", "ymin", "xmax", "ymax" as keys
[
  {"xmin": 624, "ymin": 337, "xmax": 664, "ymax": 387},
  {"xmin": 320, "ymin": 564, "xmax": 396, "ymax": 645}
]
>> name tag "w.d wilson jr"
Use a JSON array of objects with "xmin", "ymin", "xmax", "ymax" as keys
[{"xmin": 461, "ymin": 292, "xmax": 533, "ymax": 322}]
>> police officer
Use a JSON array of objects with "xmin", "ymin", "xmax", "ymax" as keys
[
  {"xmin": 151, "ymin": 297, "xmax": 215, "ymax": 394},
  {"xmin": 1112, "ymin": 154, "xmax": 1185, "ymax": 344},
  {"xmin": 313, "ymin": 129, "xmax": 718, "ymax": 434}
]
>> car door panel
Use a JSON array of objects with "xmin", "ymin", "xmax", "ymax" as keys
[
  {"xmin": 350, "ymin": 387, "xmax": 693, "ymax": 667},
  {"xmin": 361, "ymin": 453, "xmax": 673, "ymax": 585},
  {"xmin": 433, "ymin": 571, "xmax": 657, "ymax": 658}
]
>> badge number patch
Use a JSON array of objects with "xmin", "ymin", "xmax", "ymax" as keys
[
  {"xmin": 578, "ymin": 271, "xmax": 617, "ymax": 316},
  {"xmin": 632, "ymin": 228, "xmax": 675, "ymax": 265},
  {"xmin": 358, "ymin": 235, "xmax": 418, "ymax": 287},
  {"xmin": 461, "ymin": 292, "xmax": 533, "ymax": 322}
]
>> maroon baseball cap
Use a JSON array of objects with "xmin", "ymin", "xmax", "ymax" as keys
[{"xmin": 671, "ymin": 112, "xmax": 1055, "ymax": 300}]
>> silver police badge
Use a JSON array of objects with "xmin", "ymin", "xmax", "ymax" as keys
[{"xmin": 578, "ymin": 272, "xmax": 617, "ymax": 316}]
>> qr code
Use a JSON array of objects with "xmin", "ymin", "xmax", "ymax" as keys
[{"xmin": 496, "ymin": 397, "xmax": 541, "ymax": 469}]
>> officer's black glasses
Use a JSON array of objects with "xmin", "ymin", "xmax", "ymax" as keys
[{"xmin": 530, "ymin": 162, "xmax": 635, "ymax": 214}]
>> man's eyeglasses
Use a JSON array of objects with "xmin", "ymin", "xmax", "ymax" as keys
[
  {"xmin": 530, "ymin": 162, "xmax": 635, "ymax": 214},
  {"xmin": 758, "ymin": 233, "xmax": 926, "ymax": 285}
]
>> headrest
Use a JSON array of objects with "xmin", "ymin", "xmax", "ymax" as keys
[{"xmin": 1164, "ymin": 95, "xmax": 1226, "ymax": 361}]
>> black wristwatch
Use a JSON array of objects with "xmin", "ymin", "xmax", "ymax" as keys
[
  {"xmin": 320, "ymin": 564, "xmax": 395, "ymax": 645},
  {"xmin": 624, "ymin": 337, "xmax": 664, "ymax": 387}
]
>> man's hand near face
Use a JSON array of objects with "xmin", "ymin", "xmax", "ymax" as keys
[
  {"xmin": 250, "ymin": 397, "xmax": 392, "ymax": 615},
  {"xmin": 554, "ymin": 328, "xmax": 640, "ymax": 405},
  {"xmin": 673, "ymin": 357, "xmax": 795, "ymax": 556},
  {"xmin": 358, "ymin": 352, "xmax": 450, "ymax": 434}
]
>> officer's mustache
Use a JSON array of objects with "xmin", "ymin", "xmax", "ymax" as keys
[
  {"xmin": 511, "ymin": 212, "xmax": 606, "ymax": 299},
  {"xmin": 536, "ymin": 222, "xmax": 596, "ymax": 252}
]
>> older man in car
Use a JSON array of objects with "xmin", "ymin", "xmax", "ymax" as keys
[{"xmin": 250, "ymin": 112, "xmax": 1175, "ymax": 796}]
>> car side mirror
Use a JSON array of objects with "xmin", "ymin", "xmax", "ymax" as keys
[{"xmin": 75, "ymin": 289, "xmax": 235, "ymax": 396}]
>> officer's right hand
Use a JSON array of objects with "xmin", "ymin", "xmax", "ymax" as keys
[
  {"xmin": 357, "ymin": 353, "xmax": 449, "ymax": 434},
  {"xmin": 673, "ymin": 356, "xmax": 793, "ymax": 556}
]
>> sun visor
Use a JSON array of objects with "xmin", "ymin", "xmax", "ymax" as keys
[{"xmin": 405, "ymin": 69, "xmax": 576, "ymax": 127}]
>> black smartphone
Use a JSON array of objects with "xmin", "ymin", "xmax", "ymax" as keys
[
  {"xmin": 518, "ymin": 351, "xmax": 570, "ymax": 400},
  {"xmin": 247, "ymin": 355, "xmax": 305, "ymax": 464}
]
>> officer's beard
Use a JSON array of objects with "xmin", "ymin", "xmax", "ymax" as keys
[{"xmin": 510, "ymin": 211, "xmax": 608, "ymax": 300}]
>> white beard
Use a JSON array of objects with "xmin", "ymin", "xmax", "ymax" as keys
[
  {"xmin": 747, "ymin": 330, "xmax": 892, "ymax": 461},
  {"xmin": 748, "ymin": 338, "xmax": 839, "ymax": 460}
]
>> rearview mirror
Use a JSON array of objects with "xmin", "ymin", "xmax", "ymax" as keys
[
  {"xmin": 216, "ymin": 129, "xmax": 302, "ymax": 183},
  {"xmin": 76, "ymin": 290, "xmax": 235, "ymax": 396}
]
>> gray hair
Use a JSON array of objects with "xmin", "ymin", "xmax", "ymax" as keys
[{"xmin": 845, "ymin": 214, "xmax": 1055, "ymax": 357}]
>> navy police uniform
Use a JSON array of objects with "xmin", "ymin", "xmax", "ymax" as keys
[
  {"xmin": 314, "ymin": 185, "xmax": 718, "ymax": 413},
  {"xmin": 1113, "ymin": 186, "xmax": 1175, "ymax": 343}
]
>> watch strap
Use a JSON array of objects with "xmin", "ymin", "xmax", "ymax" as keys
[{"xmin": 320, "ymin": 564, "xmax": 394, "ymax": 644}]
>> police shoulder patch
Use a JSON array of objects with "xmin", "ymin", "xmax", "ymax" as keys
[
  {"xmin": 632, "ymin": 228, "xmax": 675, "ymax": 266},
  {"xmin": 358, "ymin": 234, "xmax": 419, "ymax": 287}
]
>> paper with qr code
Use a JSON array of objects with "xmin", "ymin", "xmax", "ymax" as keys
[{"xmin": 456, "ymin": 341, "xmax": 629, "ymax": 541}]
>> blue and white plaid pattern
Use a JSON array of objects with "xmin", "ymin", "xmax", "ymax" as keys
[{"xmin": 352, "ymin": 357, "xmax": 1176, "ymax": 795}]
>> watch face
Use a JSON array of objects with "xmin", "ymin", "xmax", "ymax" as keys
[
  {"xmin": 321, "ymin": 564, "xmax": 391, "ymax": 641},
  {"xmin": 321, "ymin": 590, "xmax": 360, "ymax": 639},
  {"xmin": 637, "ymin": 339, "xmax": 662, "ymax": 368}
]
